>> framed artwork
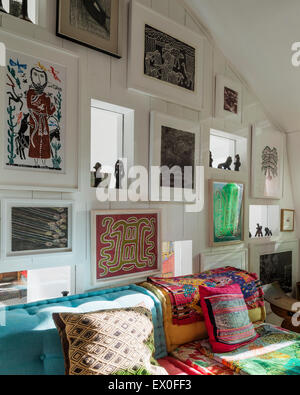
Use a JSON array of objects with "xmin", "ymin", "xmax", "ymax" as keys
[
  {"xmin": 128, "ymin": 0, "xmax": 205, "ymax": 111},
  {"xmin": 6, "ymin": 49, "xmax": 66, "ymax": 173},
  {"xmin": 161, "ymin": 241, "xmax": 175, "ymax": 278},
  {"xmin": 149, "ymin": 112, "xmax": 201, "ymax": 202},
  {"xmin": 56, "ymin": 0, "xmax": 121, "ymax": 58},
  {"xmin": 209, "ymin": 180, "xmax": 245, "ymax": 247},
  {"xmin": 281, "ymin": 209, "xmax": 295, "ymax": 232},
  {"xmin": 91, "ymin": 210, "xmax": 161, "ymax": 285},
  {"xmin": 0, "ymin": 32, "xmax": 79, "ymax": 191},
  {"xmin": 251, "ymin": 122, "xmax": 284, "ymax": 199},
  {"xmin": 2, "ymin": 200, "xmax": 74, "ymax": 258},
  {"xmin": 215, "ymin": 74, "xmax": 242, "ymax": 123}
]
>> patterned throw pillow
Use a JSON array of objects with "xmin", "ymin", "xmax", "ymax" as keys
[
  {"xmin": 53, "ymin": 306, "xmax": 167, "ymax": 376},
  {"xmin": 199, "ymin": 284, "xmax": 259, "ymax": 353}
]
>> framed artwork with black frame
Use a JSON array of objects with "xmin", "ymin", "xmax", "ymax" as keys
[{"xmin": 56, "ymin": 0, "xmax": 121, "ymax": 58}]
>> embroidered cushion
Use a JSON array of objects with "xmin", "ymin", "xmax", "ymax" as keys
[
  {"xmin": 199, "ymin": 284, "xmax": 259, "ymax": 353},
  {"xmin": 53, "ymin": 306, "xmax": 167, "ymax": 376}
]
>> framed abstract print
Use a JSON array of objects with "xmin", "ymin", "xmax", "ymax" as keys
[
  {"xmin": 281, "ymin": 209, "xmax": 295, "ymax": 232},
  {"xmin": 149, "ymin": 112, "xmax": 201, "ymax": 202},
  {"xmin": 0, "ymin": 32, "xmax": 79, "ymax": 191},
  {"xmin": 209, "ymin": 180, "xmax": 245, "ymax": 247},
  {"xmin": 251, "ymin": 122, "xmax": 284, "ymax": 199},
  {"xmin": 215, "ymin": 74, "xmax": 242, "ymax": 123},
  {"xmin": 2, "ymin": 199, "xmax": 74, "ymax": 258},
  {"xmin": 128, "ymin": 0, "xmax": 205, "ymax": 111},
  {"xmin": 91, "ymin": 210, "xmax": 161, "ymax": 285},
  {"xmin": 56, "ymin": 0, "xmax": 121, "ymax": 58}
]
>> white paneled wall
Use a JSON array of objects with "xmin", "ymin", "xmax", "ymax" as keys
[{"xmin": 0, "ymin": 0, "xmax": 297, "ymax": 294}]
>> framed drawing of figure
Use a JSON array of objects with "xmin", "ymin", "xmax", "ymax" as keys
[
  {"xmin": 56, "ymin": 0, "xmax": 121, "ymax": 58},
  {"xmin": 128, "ymin": 0, "xmax": 205, "ymax": 111},
  {"xmin": 0, "ymin": 31, "xmax": 79, "ymax": 191}
]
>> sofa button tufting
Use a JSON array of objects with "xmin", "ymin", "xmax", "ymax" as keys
[{"xmin": 40, "ymin": 354, "xmax": 46, "ymax": 361}]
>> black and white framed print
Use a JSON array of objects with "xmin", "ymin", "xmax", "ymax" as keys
[
  {"xmin": 2, "ymin": 199, "xmax": 74, "ymax": 258},
  {"xmin": 128, "ymin": 1, "xmax": 205, "ymax": 111},
  {"xmin": 215, "ymin": 74, "xmax": 242, "ymax": 123},
  {"xmin": 56, "ymin": 0, "xmax": 121, "ymax": 58},
  {"xmin": 149, "ymin": 112, "xmax": 201, "ymax": 202},
  {"xmin": 251, "ymin": 122, "xmax": 284, "ymax": 199}
]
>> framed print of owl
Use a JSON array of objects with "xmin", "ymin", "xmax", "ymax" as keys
[
  {"xmin": 0, "ymin": 32, "xmax": 79, "ymax": 191},
  {"xmin": 251, "ymin": 122, "xmax": 284, "ymax": 199}
]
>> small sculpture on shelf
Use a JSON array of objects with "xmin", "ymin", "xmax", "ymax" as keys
[
  {"xmin": 265, "ymin": 227, "xmax": 273, "ymax": 237},
  {"xmin": 234, "ymin": 154, "xmax": 241, "ymax": 172},
  {"xmin": 115, "ymin": 160, "xmax": 125, "ymax": 189},
  {"xmin": 61, "ymin": 291, "xmax": 69, "ymax": 297},
  {"xmin": 209, "ymin": 151, "xmax": 213, "ymax": 168},
  {"xmin": 218, "ymin": 156, "xmax": 232, "ymax": 170},
  {"xmin": 249, "ymin": 231, "xmax": 252, "ymax": 239},
  {"xmin": 255, "ymin": 224, "xmax": 264, "ymax": 238},
  {"xmin": 93, "ymin": 162, "xmax": 103, "ymax": 188}
]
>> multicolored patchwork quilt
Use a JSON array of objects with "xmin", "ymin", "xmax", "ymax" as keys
[
  {"xmin": 171, "ymin": 342, "xmax": 237, "ymax": 375},
  {"xmin": 148, "ymin": 267, "xmax": 264, "ymax": 325},
  {"xmin": 198, "ymin": 324, "xmax": 300, "ymax": 375}
]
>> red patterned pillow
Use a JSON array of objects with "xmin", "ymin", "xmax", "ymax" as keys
[{"xmin": 199, "ymin": 284, "xmax": 259, "ymax": 353}]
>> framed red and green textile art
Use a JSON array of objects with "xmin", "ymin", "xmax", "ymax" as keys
[
  {"xmin": 209, "ymin": 180, "xmax": 245, "ymax": 247},
  {"xmin": 91, "ymin": 210, "xmax": 161, "ymax": 285}
]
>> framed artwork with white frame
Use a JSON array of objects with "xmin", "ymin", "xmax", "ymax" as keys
[
  {"xmin": 0, "ymin": 31, "xmax": 79, "ymax": 191},
  {"xmin": 149, "ymin": 112, "xmax": 201, "ymax": 202},
  {"xmin": 251, "ymin": 122, "xmax": 284, "ymax": 199},
  {"xmin": 91, "ymin": 209, "xmax": 161, "ymax": 286},
  {"xmin": 128, "ymin": 0, "xmax": 205, "ymax": 111},
  {"xmin": 215, "ymin": 74, "xmax": 243, "ymax": 123},
  {"xmin": 2, "ymin": 199, "xmax": 74, "ymax": 259}
]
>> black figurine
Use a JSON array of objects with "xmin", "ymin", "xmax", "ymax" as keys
[
  {"xmin": 249, "ymin": 231, "xmax": 252, "ymax": 239},
  {"xmin": 218, "ymin": 156, "xmax": 232, "ymax": 170},
  {"xmin": 209, "ymin": 151, "xmax": 213, "ymax": 168},
  {"xmin": 234, "ymin": 154, "xmax": 241, "ymax": 172},
  {"xmin": 115, "ymin": 160, "xmax": 125, "ymax": 189},
  {"xmin": 255, "ymin": 224, "xmax": 264, "ymax": 238},
  {"xmin": 265, "ymin": 227, "xmax": 273, "ymax": 237},
  {"xmin": 93, "ymin": 162, "xmax": 103, "ymax": 188}
]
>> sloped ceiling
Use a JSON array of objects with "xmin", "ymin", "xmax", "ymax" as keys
[{"xmin": 186, "ymin": 0, "xmax": 300, "ymax": 133}]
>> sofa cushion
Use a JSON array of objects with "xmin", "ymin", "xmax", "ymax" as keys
[
  {"xmin": 53, "ymin": 306, "xmax": 167, "ymax": 375},
  {"xmin": 0, "ymin": 285, "xmax": 167, "ymax": 375},
  {"xmin": 199, "ymin": 284, "xmax": 259, "ymax": 353}
]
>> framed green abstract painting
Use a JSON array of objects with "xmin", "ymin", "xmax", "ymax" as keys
[{"xmin": 209, "ymin": 180, "xmax": 244, "ymax": 247}]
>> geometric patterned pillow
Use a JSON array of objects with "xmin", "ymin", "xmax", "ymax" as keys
[
  {"xmin": 52, "ymin": 306, "xmax": 167, "ymax": 376},
  {"xmin": 199, "ymin": 284, "xmax": 259, "ymax": 354}
]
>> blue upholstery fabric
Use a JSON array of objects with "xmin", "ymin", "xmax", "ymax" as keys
[{"xmin": 0, "ymin": 285, "xmax": 167, "ymax": 375}]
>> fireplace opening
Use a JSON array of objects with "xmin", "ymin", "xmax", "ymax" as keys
[{"xmin": 260, "ymin": 251, "xmax": 292, "ymax": 294}]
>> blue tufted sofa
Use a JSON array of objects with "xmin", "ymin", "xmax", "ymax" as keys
[{"xmin": 0, "ymin": 285, "xmax": 167, "ymax": 375}]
